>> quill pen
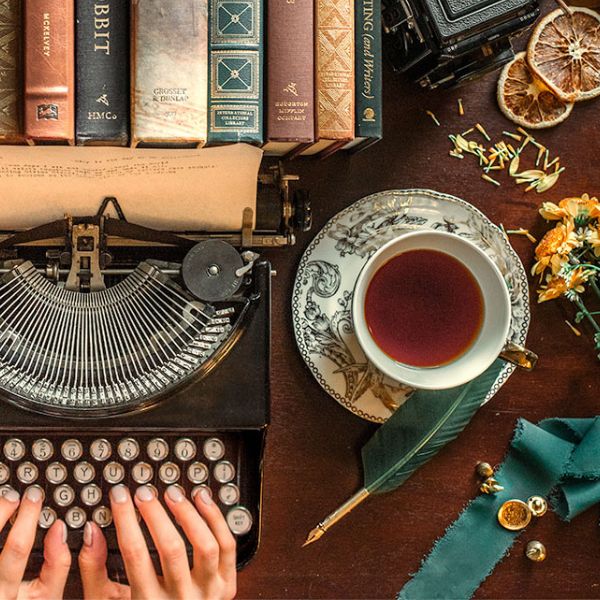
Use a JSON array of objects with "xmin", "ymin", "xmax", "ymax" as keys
[{"xmin": 303, "ymin": 359, "xmax": 505, "ymax": 546}]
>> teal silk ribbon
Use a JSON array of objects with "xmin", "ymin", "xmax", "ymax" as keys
[{"xmin": 399, "ymin": 417, "xmax": 600, "ymax": 600}]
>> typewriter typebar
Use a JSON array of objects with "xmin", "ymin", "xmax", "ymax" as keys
[{"xmin": 0, "ymin": 167, "xmax": 308, "ymax": 577}]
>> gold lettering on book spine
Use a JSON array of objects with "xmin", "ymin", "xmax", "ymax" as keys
[
  {"xmin": 315, "ymin": 0, "xmax": 354, "ymax": 139},
  {"xmin": 0, "ymin": 0, "xmax": 22, "ymax": 137}
]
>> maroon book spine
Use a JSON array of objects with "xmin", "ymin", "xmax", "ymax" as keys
[{"xmin": 266, "ymin": 0, "xmax": 314, "ymax": 143}]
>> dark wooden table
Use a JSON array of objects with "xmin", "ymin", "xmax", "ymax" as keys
[{"xmin": 239, "ymin": 10, "xmax": 600, "ymax": 598}]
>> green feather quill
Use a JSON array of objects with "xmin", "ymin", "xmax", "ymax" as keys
[
  {"xmin": 303, "ymin": 359, "xmax": 505, "ymax": 546},
  {"xmin": 363, "ymin": 359, "xmax": 505, "ymax": 494}
]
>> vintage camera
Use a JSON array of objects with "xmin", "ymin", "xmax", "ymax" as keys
[{"xmin": 383, "ymin": 0, "xmax": 540, "ymax": 89}]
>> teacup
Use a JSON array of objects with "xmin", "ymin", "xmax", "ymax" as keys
[{"xmin": 352, "ymin": 231, "xmax": 533, "ymax": 390}]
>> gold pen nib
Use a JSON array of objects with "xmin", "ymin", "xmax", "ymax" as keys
[{"xmin": 302, "ymin": 525, "xmax": 325, "ymax": 547}]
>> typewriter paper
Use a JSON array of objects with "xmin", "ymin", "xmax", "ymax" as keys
[{"xmin": 0, "ymin": 144, "xmax": 262, "ymax": 231}]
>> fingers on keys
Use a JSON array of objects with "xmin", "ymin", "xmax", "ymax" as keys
[
  {"xmin": 0, "ymin": 485, "xmax": 43, "ymax": 589},
  {"xmin": 38, "ymin": 520, "xmax": 72, "ymax": 596},
  {"xmin": 109, "ymin": 485, "xmax": 161, "ymax": 597}
]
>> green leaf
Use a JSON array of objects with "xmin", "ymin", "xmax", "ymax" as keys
[{"xmin": 362, "ymin": 360, "xmax": 505, "ymax": 494}]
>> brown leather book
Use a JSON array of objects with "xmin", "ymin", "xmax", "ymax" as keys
[
  {"xmin": 24, "ymin": 0, "xmax": 75, "ymax": 144},
  {"xmin": 299, "ymin": 0, "xmax": 354, "ymax": 157},
  {"xmin": 263, "ymin": 0, "xmax": 314, "ymax": 156},
  {"xmin": 0, "ymin": 0, "xmax": 23, "ymax": 142}
]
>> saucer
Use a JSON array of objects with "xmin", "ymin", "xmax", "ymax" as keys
[{"xmin": 291, "ymin": 189, "xmax": 531, "ymax": 423}]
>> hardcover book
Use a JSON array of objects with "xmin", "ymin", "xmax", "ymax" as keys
[
  {"xmin": 207, "ymin": 0, "xmax": 263, "ymax": 144},
  {"xmin": 263, "ymin": 0, "xmax": 314, "ymax": 156},
  {"xmin": 76, "ymin": 0, "xmax": 130, "ymax": 146},
  {"xmin": 131, "ymin": 0, "xmax": 208, "ymax": 148},
  {"xmin": 0, "ymin": 0, "xmax": 23, "ymax": 142},
  {"xmin": 344, "ymin": 0, "xmax": 382, "ymax": 152},
  {"xmin": 300, "ymin": 0, "xmax": 354, "ymax": 156},
  {"xmin": 24, "ymin": 0, "xmax": 75, "ymax": 144}
]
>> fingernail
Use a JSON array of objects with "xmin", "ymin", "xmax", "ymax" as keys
[
  {"xmin": 62, "ymin": 521, "xmax": 68, "ymax": 544},
  {"xmin": 166, "ymin": 485, "xmax": 184, "ymax": 503},
  {"xmin": 199, "ymin": 487, "xmax": 213, "ymax": 506},
  {"xmin": 3, "ymin": 489, "xmax": 19, "ymax": 503},
  {"xmin": 25, "ymin": 486, "xmax": 42, "ymax": 503},
  {"xmin": 135, "ymin": 485, "xmax": 155, "ymax": 502},
  {"xmin": 83, "ymin": 521, "xmax": 93, "ymax": 547},
  {"xmin": 110, "ymin": 484, "xmax": 129, "ymax": 504}
]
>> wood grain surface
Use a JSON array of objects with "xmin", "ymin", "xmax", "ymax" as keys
[{"xmin": 241, "ymin": 5, "xmax": 600, "ymax": 597}]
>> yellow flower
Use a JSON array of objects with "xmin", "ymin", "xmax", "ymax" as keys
[
  {"xmin": 531, "ymin": 221, "xmax": 580, "ymax": 276},
  {"xmin": 584, "ymin": 224, "xmax": 600, "ymax": 257},
  {"xmin": 539, "ymin": 193, "xmax": 600, "ymax": 223},
  {"xmin": 537, "ymin": 267, "xmax": 588, "ymax": 303}
]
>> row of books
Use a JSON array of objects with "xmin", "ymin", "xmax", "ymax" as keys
[{"xmin": 0, "ymin": 0, "xmax": 382, "ymax": 156}]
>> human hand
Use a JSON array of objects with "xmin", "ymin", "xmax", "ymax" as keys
[
  {"xmin": 78, "ymin": 485, "xmax": 237, "ymax": 600},
  {"xmin": 0, "ymin": 487, "xmax": 71, "ymax": 600}
]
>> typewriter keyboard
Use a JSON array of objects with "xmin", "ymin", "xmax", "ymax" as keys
[{"xmin": 0, "ymin": 433, "xmax": 254, "ymax": 553}]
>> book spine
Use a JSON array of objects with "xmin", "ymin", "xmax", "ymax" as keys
[
  {"xmin": 131, "ymin": 0, "xmax": 208, "ymax": 148},
  {"xmin": 75, "ymin": 0, "xmax": 129, "ymax": 146},
  {"xmin": 266, "ymin": 0, "xmax": 314, "ymax": 143},
  {"xmin": 24, "ymin": 0, "xmax": 75, "ymax": 143},
  {"xmin": 354, "ymin": 0, "xmax": 381, "ymax": 143},
  {"xmin": 315, "ymin": 0, "xmax": 354, "ymax": 141},
  {"xmin": 207, "ymin": 0, "xmax": 263, "ymax": 144},
  {"xmin": 0, "ymin": 0, "xmax": 23, "ymax": 141}
]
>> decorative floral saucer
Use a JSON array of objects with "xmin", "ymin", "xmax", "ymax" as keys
[{"xmin": 292, "ymin": 189, "xmax": 530, "ymax": 423}]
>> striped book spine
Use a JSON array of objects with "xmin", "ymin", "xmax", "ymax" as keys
[{"xmin": 0, "ymin": 0, "xmax": 23, "ymax": 141}]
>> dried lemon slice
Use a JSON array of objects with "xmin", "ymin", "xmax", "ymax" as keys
[
  {"xmin": 497, "ymin": 52, "xmax": 573, "ymax": 129},
  {"xmin": 527, "ymin": 7, "xmax": 600, "ymax": 102}
]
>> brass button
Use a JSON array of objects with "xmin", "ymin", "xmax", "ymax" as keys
[{"xmin": 497, "ymin": 499, "xmax": 532, "ymax": 531}]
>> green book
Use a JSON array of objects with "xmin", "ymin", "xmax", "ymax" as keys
[
  {"xmin": 207, "ymin": 0, "xmax": 263, "ymax": 144},
  {"xmin": 344, "ymin": 0, "xmax": 382, "ymax": 153}
]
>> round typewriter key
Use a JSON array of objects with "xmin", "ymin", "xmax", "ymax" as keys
[
  {"xmin": 159, "ymin": 462, "xmax": 180, "ymax": 484},
  {"xmin": 61, "ymin": 439, "xmax": 83, "ymax": 462},
  {"xmin": 103, "ymin": 461, "xmax": 125, "ymax": 484},
  {"xmin": 0, "ymin": 462, "xmax": 10, "ymax": 485},
  {"xmin": 187, "ymin": 461, "xmax": 209, "ymax": 484},
  {"xmin": 0, "ymin": 485, "xmax": 15, "ymax": 498},
  {"xmin": 81, "ymin": 484, "xmax": 102, "ymax": 507},
  {"xmin": 132, "ymin": 462, "xmax": 153, "ymax": 484},
  {"xmin": 54, "ymin": 484, "xmax": 75, "ymax": 507},
  {"xmin": 147, "ymin": 438, "xmax": 169, "ymax": 461},
  {"xmin": 32, "ymin": 439, "xmax": 54, "ymax": 461},
  {"xmin": 203, "ymin": 438, "xmax": 225, "ymax": 461},
  {"xmin": 182, "ymin": 240, "xmax": 244, "ymax": 302},
  {"xmin": 226, "ymin": 506, "xmax": 253, "ymax": 536},
  {"xmin": 191, "ymin": 484, "xmax": 212, "ymax": 500},
  {"xmin": 218, "ymin": 483, "xmax": 240, "ymax": 506},
  {"xmin": 65, "ymin": 506, "xmax": 86, "ymax": 529},
  {"xmin": 174, "ymin": 438, "xmax": 197, "ymax": 461},
  {"xmin": 90, "ymin": 439, "xmax": 112, "ymax": 461},
  {"xmin": 17, "ymin": 461, "xmax": 38, "ymax": 484},
  {"xmin": 4, "ymin": 438, "xmax": 26, "ymax": 461},
  {"xmin": 92, "ymin": 506, "xmax": 113, "ymax": 528},
  {"xmin": 214, "ymin": 460, "xmax": 235, "ymax": 483},
  {"xmin": 46, "ymin": 462, "xmax": 68, "ymax": 485},
  {"xmin": 39, "ymin": 506, "xmax": 57, "ymax": 529},
  {"xmin": 118, "ymin": 438, "xmax": 140, "ymax": 461},
  {"xmin": 74, "ymin": 461, "xmax": 96, "ymax": 484},
  {"xmin": 24, "ymin": 485, "xmax": 45, "ymax": 502}
]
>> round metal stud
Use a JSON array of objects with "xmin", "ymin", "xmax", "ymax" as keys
[
  {"xmin": 476, "ymin": 462, "xmax": 494, "ymax": 479},
  {"xmin": 497, "ymin": 499, "xmax": 532, "ymax": 531},
  {"xmin": 527, "ymin": 496, "xmax": 548, "ymax": 518},
  {"xmin": 525, "ymin": 540, "xmax": 547, "ymax": 562}
]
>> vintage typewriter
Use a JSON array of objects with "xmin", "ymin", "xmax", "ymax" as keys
[{"xmin": 0, "ymin": 165, "xmax": 310, "ymax": 577}]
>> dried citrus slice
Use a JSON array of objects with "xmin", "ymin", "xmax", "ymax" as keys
[
  {"xmin": 497, "ymin": 52, "xmax": 573, "ymax": 129},
  {"xmin": 527, "ymin": 7, "xmax": 600, "ymax": 102}
]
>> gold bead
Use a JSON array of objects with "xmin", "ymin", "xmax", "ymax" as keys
[
  {"xmin": 525, "ymin": 540, "xmax": 547, "ymax": 562},
  {"xmin": 480, "ymin": 477, "xmax": 504, "ymax": 495},
  {"xmin": 527, "ymin": 496, "xmax": 548, "ymax": 517},
  {"xmin": 498, "ymin": 499, "xmax": 532, "ymax": 530},
  {"xmin": 476, "ymin": 462, "xmax": 494, "ymax": 479}
]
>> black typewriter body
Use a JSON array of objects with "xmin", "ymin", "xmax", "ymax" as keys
[{"xmin": 0, "ymin": 167, "xmax": 309, "ymax": 579}]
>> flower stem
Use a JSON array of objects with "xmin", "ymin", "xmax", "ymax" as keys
[{"xmin": 574, "ymin": 297, "xmax": 600, "ymax": 333}]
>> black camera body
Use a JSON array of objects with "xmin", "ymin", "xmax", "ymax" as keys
[{"xmin": 383, "ymin": 0, "xmax": 540, "ymax": 89}]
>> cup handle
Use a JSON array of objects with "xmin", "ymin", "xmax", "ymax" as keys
[{"xmin": 499, "ymin": 341, "xmax": 538, "ymax": 371}]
